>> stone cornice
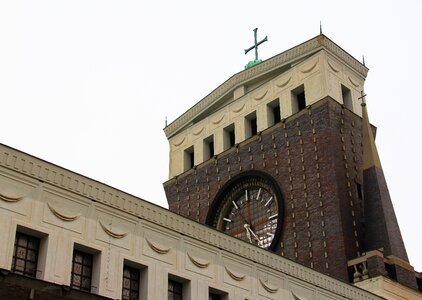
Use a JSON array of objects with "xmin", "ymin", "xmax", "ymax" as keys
[
  {"xmin": 0, "ymin": 143, "xmax": 380, "ymax": 300},
  {"xmin": 164, "ymin": 34, "xmax": 368, "ymax": 138}
]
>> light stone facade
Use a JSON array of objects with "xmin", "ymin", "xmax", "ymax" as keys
[
  {"xmin": 0, "ymin": 144, "xmax": 383, "ymax": 300},
  {"xmin": 165, "ymin": 35, "xmax": 367, "ymax": 178},
  {"xmin": 356, "ymin": 276, "xmax": 422, "ymax": 300}
]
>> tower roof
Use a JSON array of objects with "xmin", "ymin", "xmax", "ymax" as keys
[
  {"xmin": 361, "ymin": 102, "xmax": 382, "ymax": 169},
  {"xmin": 164, "ymin": 34, "xmax": 368, "ymax": 139},
  {"xmin": 361, "ymin": 100, "xmax": 409, "ymax": 262}
]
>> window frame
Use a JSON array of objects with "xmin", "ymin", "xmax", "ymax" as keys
[
  {"xmin": 11, "ymin": 232, "xmax": 40, "ymax": 277},
  {"xmin": 122, "ymin": 264, "xmax": 140, "ymax": 300},
  {"xmin": 168, "ymin": 279, "xmax": 183, "ymax": 300},
  {"xmin": 71, "ymin": 249, "xmax": 94, "ymax": 292}
]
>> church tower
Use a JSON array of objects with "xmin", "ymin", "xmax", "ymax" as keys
[{"xmin": 163, "ymin": 34, "xmax": 420, "ymax": 292}]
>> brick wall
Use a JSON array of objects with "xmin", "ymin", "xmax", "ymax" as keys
[{"xmin": 164, "ymin": 97, "xmax": 365, "ymax": 282}]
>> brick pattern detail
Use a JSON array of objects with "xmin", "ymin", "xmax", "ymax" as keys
[
  {"xmin": 165, "ymin": 98, "xmax": 365, "ymax": 282},
  {"xmin": 363, "ymin": 166, "xmax": 409, "ymax": 262},
  {"xmin": 366, "ymin": 255, "xmax": 388, "ymax": 278},
  {"xmin": 390, "ymin": 264, "xmax": 419, "ymax": 290}
]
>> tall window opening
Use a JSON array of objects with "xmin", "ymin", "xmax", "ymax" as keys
[
  {"xmin": 341, "ymin": 84, "xmax": 352, "ymax": 110},
  {"xmin": 356, "ymin": 182, "xmax": 363, "ymax": 200},
  {"xmin": 245, "ymin": 111, "xmax": 258, "ymax": 138},
  {"xmin": 12, "ymin": 232, "xmax": 40, "ymax": 277},
  {"xmin": 209, "ymin": 287, "xmax": 228, "ymax": 300},
  {"xmin": 184, "ymin": 146, "xmax": 195, "ymax": 171},
  {"xmin": 203, "ymin": 135, "xmax": 214, "ymax": 161},
  {"xmin": 71, "ymin": 249, "xmax": 93, "ymax": 292},
  {"xmin": 223, "ymin": 124, "xmax": 235, "ymax": 150},
  {"xmin": 209, "ymin": 293, "xmax": 221, "ymax": 300},
  {"xmin": 267, "ymin": 98, "xmax": 281, "ymax": 126},
  {"xmin": 122, "ymin": 265, "xmax": 140, "ymax": 300},
  {"xmin": 122, "ymin": 261, "xmax": 147, "ymax": 300},
  {"xmin": 168, "ymin": 279, "xmax": 183, "ymax": 300},
  {"xmin": 291, "ymin": 85, "xmax": 306, "ymax": 113}
]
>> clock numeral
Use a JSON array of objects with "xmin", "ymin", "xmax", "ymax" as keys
[
  {"xmin": 269, "ymin": 213, "xmax": 278, "ymax": 220},
  {"xmin": 264, "ymin": 196, "xmax": 273, "ymax": 207},
  {"xmin": 223, "ymin": 218, "xmax": 232, "ymax": 223},
  {"xmin": 245, "ymin": 189, "xmax": 249, "ymax": 201},
  {"xmin": 256, "ymin": 188, "xmax": 262, "ymax": 201},
  {"xmin": 232, "ymin": 201, "xmax": 239, "ymax": 209}
]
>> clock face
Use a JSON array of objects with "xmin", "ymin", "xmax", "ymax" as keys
[{"xmin": 209, "ymin": 173, "xmax": 283, "ymax": 250}]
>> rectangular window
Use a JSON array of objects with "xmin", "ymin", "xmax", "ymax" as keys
[
  {"xmin": 12, "ymin": 232, "xmax": 40, "ymax": 277},
  {"xmin": 71, "ymin": 249, "xmax": 93, "ymax": 292},
  {"xmin": 209, "ymin": 293, "xmax": 221, "ymax": 300},
  {"xmin": 291, "ymin": 85, "xmax": 306, "ymax": 113},
  {"xmin": 356, "ymin": 182, "xmax": 363, "ymax": 200},
  {"xmin": 168, "ymin": 279, "xmax": 183, "ymax": 300},
  {"xmin": 122, "ymin": 265, "xmax": 140, "ymax": 300},
  {"xmin": 203, "ymin": 135, "xmax": 214, "ymax": 161},
  {"xmin": 209, "ymin": 287, "xmax": 228, "ymax": 300},
  {"xmin": 223, "ymin": 124, "xmax": 235, "ymax": 150},
  {"xmin": 184, "ymin": 146, "xmax": 195, "ymax": 171},
  {"xmin": 245, "ymin": 111, "xmax": 257, "ymax": 139},
  {"xmin": 341, "ymin": 84, "xmax": 352, "ymax": 110},
  {"xmin": 267, "ymin": 98, "xmax": 281, "ymax": 126}
]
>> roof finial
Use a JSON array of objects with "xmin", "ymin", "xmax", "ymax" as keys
[
  {"xmin": 165, "ymin": 116, "xmax": 168, "ymax": 127},
  {"xmin": 320, "ymin": 21, "xmax": 322, "ymax": 35},
  {"xmin": 362, "ymin": 55, "xmax": 366, "ymax": 66},
  {"xmin": 244, "ymin": 28, "xmax": 268, "ymax": 69},
  {"xmin": 358, "ymin": 90, "xmax": 367, "ymax": 107}
]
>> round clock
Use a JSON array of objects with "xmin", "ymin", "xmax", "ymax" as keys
[{"xmin": 207, "ymin": 171, "xmax": 283, "ymax": 250}]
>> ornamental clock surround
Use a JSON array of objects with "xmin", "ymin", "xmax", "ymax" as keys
[{"xmin": 206, "ymin": 171, "xmax": 284, "ymax": 250}]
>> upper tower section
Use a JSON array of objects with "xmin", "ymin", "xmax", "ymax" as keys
[{"xmin": 164, "ymin": 35, "xmax": 368, "ymax": 179}]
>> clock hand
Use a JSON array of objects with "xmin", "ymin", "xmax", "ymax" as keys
[
  {"xmin": 246, "ymin": 226, "xmax": 263, "ymax": 247},
  {"xmin": 247, "ymin": 226, "xmax": 261, "ymax": 242},
  {"xmin": 244, "ymin": 224, "xmax": 252, "ymax": 243},
  {"xmin": 247, "ymin": 190, "xmax": 252, "ymax": 225}
]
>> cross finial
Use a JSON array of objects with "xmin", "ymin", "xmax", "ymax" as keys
[
  {"xmin": 362, "ymin": 55, "xmax": 366, "ymax": 66},
  {"xmin": 358, "ymin": 90, "xmax": 367, "ymax": 107},
  {"xmin": 244, "ymin": 28, "xmax": 268, "ymax": 69},
  {"xmin": 320, "ymin": 21, "xmax": 322, "ymax": 35}
]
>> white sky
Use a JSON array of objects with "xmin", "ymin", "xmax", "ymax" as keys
[{"xmin": 1, "ymin": 1, "xmax": 421, "ymax": 272}]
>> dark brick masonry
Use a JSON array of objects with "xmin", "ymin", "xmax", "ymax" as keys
[{"xmin": 164, "ymin": 97, "xmax": 366, "ymax": 282}]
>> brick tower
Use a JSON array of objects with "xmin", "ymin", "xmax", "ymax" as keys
[{"xmin": 163, "ymin": 34, "xmax": 420, "ymax": 292}]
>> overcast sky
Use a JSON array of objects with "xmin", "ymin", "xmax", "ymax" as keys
[{"xmin": 1, "ymin": 1, "xmax": 421, "ymax": 271}]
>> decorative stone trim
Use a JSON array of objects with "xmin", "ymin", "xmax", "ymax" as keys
[
  {"xmin": 145, "ymin": 238, "xmax": 170, "ymax": 254},
  {"xmin": 47, "ymin": 202, "xmax": 80, "ymax": 222},
  {"xmin": 327, "ymin": 60, "xmax": 340, "ymax": 73},
  {"xmin": 259, "ymin": 278, "xmax": 278, "ymax": 293},
  {"xmin": 348, "ymin": 76, "xmax": 360, "ymax": 87},
  {"xmin": 300, "ymin": 61, "xmax": 318, "ymax": 73},
  {"xmin": 275, "ymin": 76, "xmax": 292, "ymax": 88},
  {"xmin": 173, "ymin": 137, "xmax": 186, "ymax": 147},
  {"xmin": 192, "ymin": 126, "xmax": 205, "ymax": 136},
  {"xmin": 224, "ymin": 266, "xmax": 245, "ymax": 281},
  {"xmin": 212, "ymin": 115, "xmax": 225, "ymax": 125},
  {"xmin": 232, "ymin": 103, "xmax": 246, "ymax": 113},
  {"xmin": 0, "ymin": 193, "xmax": 23, "ymax": 202},
  {"xmin": 98, "ymin": 220, "xmax": 128, "ymax": 239},
  {"xmin": 254, "ymin": 90, "xmax": 268, "ymax": 101},
  {"xmin": 186, "ymin": 252, "xmax": 210, "ymax": 269}
]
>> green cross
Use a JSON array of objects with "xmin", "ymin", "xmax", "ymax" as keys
[{"xmin": 244, "ymin": 28, "xmax": 268, "ymax": 67}]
